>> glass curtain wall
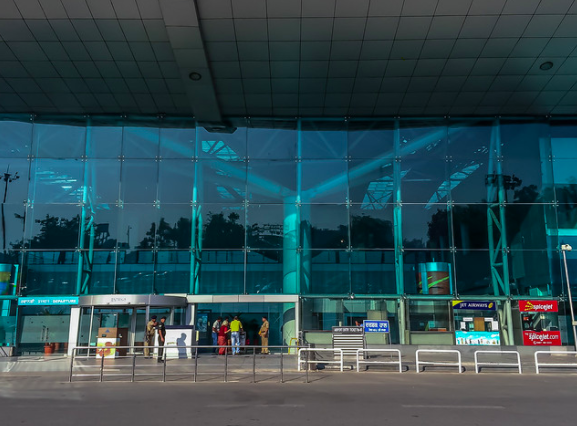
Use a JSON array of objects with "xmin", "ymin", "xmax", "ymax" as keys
[{"xmin": 0, "ymin": 114, "xmax": 573, "ymax": 339}]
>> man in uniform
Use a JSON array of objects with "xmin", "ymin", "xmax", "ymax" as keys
[
  {"xmin": 229, "ymin": 315, "xmax": 243, "ymax": 355},
  {"xmin": 144, "ymin": 316, "xmax": 157, "ymax": 358},
  {"xmin": 157, "ymin": 316, "xmax": 167, "ymax": 363},
  {"xmin": 259, "ymin": 316, "xmax": 270, "ymax": 354}
]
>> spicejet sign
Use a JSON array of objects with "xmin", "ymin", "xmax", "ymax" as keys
[
  {"xmin": 519, "ymin": 300, "xmax": 558, "ymax": 312},
  {"xmin": 523, "ymin": 331, "xmax": 562, "ymax": 346}
]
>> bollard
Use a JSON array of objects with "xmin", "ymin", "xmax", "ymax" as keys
[
  {"xmin": 280, "ymin": 348, "xmax": 284, "ymax": 383},
  {"xmin": 194, "ymin": 347, "xmax": 198, "ymax": 383},
  {"xmin": 162, "ymin": 350, "xmax": 167, "ymax": 382}
]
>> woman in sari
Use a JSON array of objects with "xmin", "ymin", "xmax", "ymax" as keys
[{"xmin": 218, "ymin": 318, "xmax": 229, "ymax": 355}]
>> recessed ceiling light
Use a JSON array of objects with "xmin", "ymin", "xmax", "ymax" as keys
[
  {"xmin": 539, "ymin": 61, "xmax": 553, "ymax": 71},
  {"xmin": 189, "ymin": 72, "xmax": 202, "ymax": 81}
]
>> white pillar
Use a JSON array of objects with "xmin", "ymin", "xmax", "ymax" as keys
[{"xmin": 67, "ymin": 307, "xmax": 81, "ymax": 357}]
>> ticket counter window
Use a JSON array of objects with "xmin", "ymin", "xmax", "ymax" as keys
[
  {"xmin": 453, "ymin": 301, "xmax": 500, "ymax": 345},
  {"xmin": 518, "ymin": 300, "xmax": 561, "ymax": 346}
]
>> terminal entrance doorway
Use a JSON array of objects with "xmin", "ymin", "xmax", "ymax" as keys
[
  {"xmin": 196, "ymin": 302, "xmax": 290, "ymax": 349},
  {"xmin": 74, "ymin": 295, "xmax": 187, "ymax": 355}
]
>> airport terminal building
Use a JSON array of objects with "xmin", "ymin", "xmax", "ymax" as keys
[{"xmin": 1, "ymin": 0, "xmax": 577, "ymax": 354}]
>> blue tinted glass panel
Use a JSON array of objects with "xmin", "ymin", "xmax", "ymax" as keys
[
  {"xmin": 157, "ymin": 204, "xmax": 192, "ymax": 249},
  {"xmin": 197, "ymin": 126, "xmax": 247, "ymax": 160},
  {"xmin": 198, "ymin": 250, "xmax": 244, "ymax": 294},
  {"xmin": 509, "ymin": 250, "xmax": 555, "ymax": 297},
  {"xmin": 0, "ymin": 120, "xmax": 32, "ymax": 157},
  {"xmin": 301, "ymin": 160, "xmax": 347, "ymax": 203},
  {"xmin": 1, "ymin": 204, "xmax": 26, "ymax": 249},
  {"xmin": 454, "ymin": 250, "xmax": 499, "ymax": 295},
  {"xmin": 246, "ymin": 250, "xmax": 284, "ymax": 294},
  {"xmin": 452, "ymin": 204, "xmax": 489, "ymax": 249},
  {"xmin": 116, "ymin": 250, "xmax": 154, "ymax": 294},
  {"xmin": 85, "ymin": 159, "xmax": 121, "ymax": 204},
  {"xmin": 403, "ymin": 250, "xmax": 454, "ymax": 295},
  {"xmin": 301, "ymin": 120, "xmax": 347, "ymax": 159},
  {"xmin": 122, "ymin": 126, "xmax": 159, "ymax": 158},
  {"xmin": 400, "ymin": 120, "xmax": 447, "ymax": 160},
  {"xmin": 247, "ymin": 204, "xmax": 284, "ymax": 250},
  {"xmin": 158, "ymin": 159, "xmax": 194, "ymax": 203},
  {"xmin": 348, "ymin": 158, "xmax": 394, "ymax": 204},
  {"xmin": 350, "ymin": 251, "xmax": 396, "ymax": 294},
  {"xmin": 248, "ymin": 126, "xmax": 296, "ymax": 159},
  {"xmin": 403, "ymin": 204, "xmax": 450, "ymax": 249},
  {"xmin": 85, "ymin": 204, "xmax": 121, "ymax": 249},
  {"xmin": 120, "ymin": 160, "xmax": 158, "ymax": 203},
  {"xmin": 247, "ymin": 160, "xmax": 296, "ymax": 203},
  {"xmin": 87, "ymin": 125, "xmax": 122, "ymax": 158},
  {"xmin": 447, "ymin": 120, "xmax": 494, "ymax": 159},
  {"xmin": 118, "ymin": 204, "xmax": 159, "ymax": 249},
  {"xmin": 156, "ymin": 250, "xmax": 191, "ymax": 293},
  {"xmin": 84, "ymin": 250, "xmax": 116, "ymax": 294},
  {"xmin": 200, "ymin": 204, "xmax": 245, "ymax": 249},
  {"xmin": 160, "ymin": 128, "xmax": 195, "ymax": 158},
  {"xmin": 301, "ymin": 204, "xmax": 348, "ymax": 249},
  {"xmin": 197, "ymin": 159, "xmax": 246, "ymax": 203},
  {"xmin": 29, "ymin": 159, "xmax": 84, "ymax": 203},
  {"xmin": 401, "ymin": 158, "xmax": 449, "ymax": 203},
  {"xmin": 301, "ymin": 250, "xmax": 350, "ymax": 294},
  {"xmin": 348, "ymin": 121, "xmax": 395, "ymax": 159},
  {"xmin": 32, "ymin": 123, "xmax": 86, "ymax": 158},
  {"xmin": 25, "ymin": 204, "xmax": 80, "ymax": 249},
  {"xmin": 0, "ymin": 158, "xmax": 29, "ymax": 203},
  {"xmin": 350, "ymin": 204, "xmax": 394, "ymax": 249},
  {"xmin": 507, "ymin": 204, "xmax": 550, "ymax": 250},
  {"xmin": 23, "ymin": 251, "xmax": 78, "ymax": 295}
]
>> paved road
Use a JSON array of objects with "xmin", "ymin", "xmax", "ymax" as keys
[{"xmin": 0, "ymin": 372, "xmax": 575, "ymax": 426}]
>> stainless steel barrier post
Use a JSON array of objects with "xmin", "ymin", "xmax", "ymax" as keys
[
  {"xmin": 162, "ymin": 349, "xmax": 167, "ymax": 382},
  {"xmin": 224, "ymin": 349, "xmax": 228, "ymax": 382},
  {"xmin": 305, "ymin": 350, "xmax": 309, "ymax": 384},
  {"xmin": 69, "ymin": 348, "xmax": 75, "ymax": 383},
  {"xmin": 280, "ymin": 347, "xmax": 284, "ymax": 383},
  {"xmin": 131, "ymin": 353, "xmax": 136, "ymax": 383},
  {"xmin": 252, "ymin": 347, "xmax": 256, "ymax": 383},
  {"xmin": 194, "ymin": 347, "xmax": 198, "ymax": 383},
  {"xmin": 99, "ymin": 352, "xmax": 105, "ymax": 382}
]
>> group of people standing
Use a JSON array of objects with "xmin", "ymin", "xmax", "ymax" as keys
[
  {"xmin": 144, "ymin": 315, "xmax": 167, "ymax": 362},
  {"xmin": 212, "ymin": 316, "xmax": 270, "ymax": 355}
]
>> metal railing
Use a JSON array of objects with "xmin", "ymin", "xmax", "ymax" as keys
[
  {"xmin": 356, "ymin": 349, "xmax": 403, "ymax": 373},
  {"xmin": 69, "ymin": 345, "xmax": 299, "ymax": 383},
  {"xmin": 415, "ymin": 349, "xmax": 463, "ymax": 373},
  {"xmin": 535, "ymin": 351, "xmax": 577, "ymax": 374},
  {"xmin": 297, "ymin": 348, "xmax": 344, "ymax": 373},
  {"xmin": 474, "ymin": 350, "xmax": 522, "ymax": 374}
]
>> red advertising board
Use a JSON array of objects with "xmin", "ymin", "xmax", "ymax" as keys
[
  {"xmin": 523, "ymin": 331, "xmax": 562, "ymax": 346},
  {"xmin": 518, "ymin": 300, "xmax": 558, "ymax": 312}
]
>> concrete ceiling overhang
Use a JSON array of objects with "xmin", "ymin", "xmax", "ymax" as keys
[{"xmin": 0, "ymin": 0, "xmax": 576, "ymax": 119}]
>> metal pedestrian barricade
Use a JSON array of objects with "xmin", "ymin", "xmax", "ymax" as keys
[
  {"xmin": 474, "ymin": 350, "xmax": 522, "ymax": 374},
  {"xmin": 415, "ymin": 349, "xmax": 463, "ymax": 373},
  {"xmin": 356, "ymin": 349, "xmax": 403, "ymax": 373},
  {"xmin": 297, "ymin": 348, "xmax": 344, "ymax": 372},
  {"xmin": 69, "ymin": 344, "xmax": 299, "ymax": 383},
  {"xmin": 535, "ymin": 351, "xmax": 577, "ymax": 374}
]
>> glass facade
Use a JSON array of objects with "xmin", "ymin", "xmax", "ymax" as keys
[{"xmin": 0, "ymin": 115, "xmax": 576, "ymax": 348}]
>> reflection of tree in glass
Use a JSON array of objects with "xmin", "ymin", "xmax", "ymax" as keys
[
  {"xmin": 26, "ymin": 214, "xmax": 80, "ymax": 250},
  {"xmin": 137, "ymin": 217, "xmax": 192, "ymax": 249},
  {"xmin": 351, "ymin": 215, "xmax": 393, "ymax": 248},
  {"xmin": 203, "ymin": 211, "xmax": 244, "ymax": 248}
]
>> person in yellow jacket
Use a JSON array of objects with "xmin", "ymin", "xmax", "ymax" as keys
[
  {"xmin": 259, "ymin": 316, "xmax": 270, "ymax": 354},
  {"xmin": 229, "ymin": 316, "xmax": 243, "ymax": 355}
]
